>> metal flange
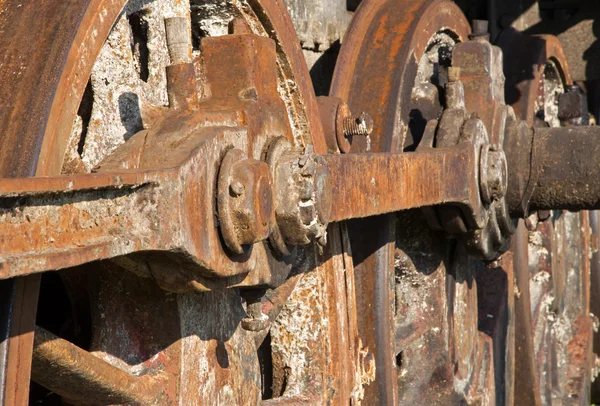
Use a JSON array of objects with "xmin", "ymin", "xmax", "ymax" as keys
[{"xmin": 217, "ymin": 148, "xmax": 275, "ymax": 255}]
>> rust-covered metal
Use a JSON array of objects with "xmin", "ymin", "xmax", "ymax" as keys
[
  {"xmin": 506, "ymin": 125, "xmax": 600, "ymax": 212},
  {"xmin": 1, "ymin": 0, "xmax": 600, "ymax": 404},
  {"xmin": 499, "ymin": 27, "xmax": 597, "ymax": 406},
  {"xmin": 32, "ymin": 326, "xmax": 172, "ymax": 405},
  {"xmin": 0, "ymin": 0, "xmax": 361, "ymax": 404},
  {"xmin": 331, "ymin": 0, "xmax": 473, "ymax": 404}
]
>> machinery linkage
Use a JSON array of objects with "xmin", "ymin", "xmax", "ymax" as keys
[{"xmin": 0, "ymin": 16, "xmax": 597, "ymax": 297}]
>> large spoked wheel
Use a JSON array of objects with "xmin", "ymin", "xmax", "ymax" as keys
[
  {"xmin": 331, "ymin": 0, "xmax": 509, "ymax": 404},
  {"xmin": 0, "ymin": 0, "xmax": 361, "ymax": 404},
  {"xmin": 499, "ymin": 29, "xmax": 596, "ymax": 405}
]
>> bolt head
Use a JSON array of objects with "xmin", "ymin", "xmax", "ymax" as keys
[
  {"xmin": 241, "ymin": 315, "xmax": 270, "ymax": 331},
  {"xmin": 480, "ymin": 145, "xmax": 508, "ymax": 204},
  {"xmin": 471, "ymin": 19, "xmax": 489, "ymax": 35},
  {"xmin": 273, "ymin": 150, "xmax": 331, "ymax": 246},
  {"xmin": 217, "ymin": 148, "xmax": 274, "ymax": 254},
  {"xmin": 230, "ymin": 181, "xmax": 245, "ymax": 196},
  {"xmin": 230, "ymin": 160, "xmax": 274, "ymax": 245}
]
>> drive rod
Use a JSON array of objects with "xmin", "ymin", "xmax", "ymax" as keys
[
  {"xmin": 505, "ymin": 124, "xmax": 600, "ymax": 214},
  {"xmin": 324, "ymin": 145, "xmax": 475, "ymax": 222}
]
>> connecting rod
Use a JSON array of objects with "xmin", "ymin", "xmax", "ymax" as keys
[{"xmin": 505, "ymin": 124, "xmax": 600, "ymax": 214}]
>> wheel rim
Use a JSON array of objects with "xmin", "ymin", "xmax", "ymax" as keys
[
  {"xmin": 331, "ymin": 0, "xmax": 510, "ymax": 403},
  {"xmin": 499, "ymin": 28, "xmax": 595, "ymax": 404},
  {"xmin": 0, "ymin": 0, "xmax": 361, "ymax": 403}
]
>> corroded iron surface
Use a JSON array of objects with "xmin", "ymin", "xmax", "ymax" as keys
[{"xmin": 1, "ymin": 0, "xmax": 600, "ymax": 404}]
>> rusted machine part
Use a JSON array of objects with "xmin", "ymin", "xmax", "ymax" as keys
[
  {"xmin": 3, "ymin": 1, "xmax": 600, "ymax": 404},
  {"xmin": 528, "ymin": 125, "xmax": 600, "ymax": 211},
  {"xmin": 218, "ymin": 148, "xmax": 275, "ymax": 255},
  {"xmin": 324, "ymin": 145, "xmax": 485, "ymax": 223},
  {"xmin": 271, "ymin": 145, "xmax": 331, "ymax": 246},
  {"xmin": 420, "ymin": 60, "xmax": 514, "ymax": 260},
  {"xmin": 558, "ymin": 85, "xmax": 590, "ymax": 126},
  {"xmin": 510, "ymin": 220, "xmax": 543, "ymax": 405},
  {"xmin": 0, "ymin": 126, "xmax": 509, "ymax": 283},
  {"xmin": 0, "ymin": 0, "xmax": 364, "ymax": 404},
  {"xmin": 0, "ymin": 0, "xmax": 86, "ymax": 400},
  {"xmin": 505, "ymin": 122, "xmax": 600, "ymax": 213},
  {"xmin": 331, "ymin": 0, "xmax": 485, "ymax": 403},
  {"xmin": 32, "ymin": 326, "xmax": 170, "ymax": 405},
  {"xmin": 500, "ymin": 29, "xmax": 596, "ymax": 405},
  {"xmin": 0, "ymin": 29, "xmax": 300, "ymax": 293},
  {"xmin": 590, "ymin": 211, "xmax": 600, "ymax": 401},
  {"xmin": 0, "ymin": 276, "xmax": 40, "ymax": 405},
  {"xmin": 317, "ymin": 96, "xmax": 374, "ymax": 154},
  {"xmin": 498, "ymin": 29, "xmax": 572, "ymax": 128}
]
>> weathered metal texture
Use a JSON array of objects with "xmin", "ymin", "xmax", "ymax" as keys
[
  {"xmin": 505, "ymin": 124, "xmax": 600, "ymax": 213},
  {"xmin": 272, "ymin": 147, "xmax": 331, "ymax": 247},
  {"xmin": 0, "ymin": 276, "xmax": 40, "ymax": 405},
  {"xmin": 331, "ymin": 0, "xmax": 488, "ymax": 403},
  {"xmin": 4, "ymin": 0, "xmax": 600, "ymax": 404},
  {"xmin": 476, "ymin": 248, "xmax": 516, "ymax": 406},
  {"xmin": 517, "ymin": 209, "xmax": 595, "ymax": 405},
  {"xmin": 32, "ymin": 326, "xmax": 171, "ymax": 405},
  {"xmin": 451, "ymin": 38, "xmax": 507, "ymax": 146},
  {"xmin": 0, "ymin": 31, "xmax": 297, "ymax": 292},
  {"xmin": 0, "ymin": 0, "xmax": 101, "ymax": 399},
  {"xmin": 0, "ymin": 0, "xmax": 109, "ymax": 177},
  {"xmin": 498, "ymin": 29, "xmax": 572, "ymax": 128},
  {"xmin": 316, "ymin": 96, "xmax": 373, "ymax": 154},
  {"xmin": 589, "ymin": 211, "xmax": 600, "ymax": 401},
  {"xmin": 393, "ymin": 212, "xmax": 498, "ymax": 404},
  {"xmin": 0, "ymin": 103, "xmax": 520, "ymax": 281},
  {"xmin": 331, "ymin": 0, "xmax": 470, "ymax": 154},
  {"xmin": 511, "ymin": 220, "xmax": 543, "ymax": 406},
  {"xmin": 324, "ymin": 146, "xmax": 477, "ymax": 222},
  {"xmin": 282, "ymin": 0, "xmax": 353, "ymax": 96},
  {"xmin": 500, "ymin": 31, "xmax": 596, "ymax": 405},
  {"xmin": 0, "ymin": 0, "xmax": 363, "ymax": 404},
  {"xmin": 558, "ymin": 85, "xmax": 589, "ymax": 126},
  {"xmin": 424, "ymin": 81, "xmax": 513, "ymax": 260},
  {"xmin": 529, "ymin": 125, "xmax": 600, "ymax": 212},
  {"xmin": 283, "ymin": 0, "xmax": 351, "ymax": 52}
]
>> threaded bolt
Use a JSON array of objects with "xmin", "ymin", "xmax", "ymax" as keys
[
  {"xmin": 164, "ymin": 17, "xmax": 191, "ymax": 65},
  {"xmin": 448, "ymin": 67, "xmax": 461, "ymax": 83},
  {"xmin": 230, "ymin": 181, "xmax": 245, "ymax": 196},
  {"xmin": 343, "ymin": 112, "xmax": 374, "ymax": 137},
  {"xmin": 241, "ymin": 289, "xmax": 269, "ymax": 332},
  {"xmin": 471, "ymin": 19, "xmax": 489, "ymax": 35},
  {"xmin": 469, "ymin": 19, "xmax": 490, "ymax": 41}
]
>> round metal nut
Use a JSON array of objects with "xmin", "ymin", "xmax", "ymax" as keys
[
  {"xmin": 273, "ymin": 147, "xmax": 331, "ymax": 246},
  {"xmin": 265, "ymin": 137, "xmax": 294, "ymax": 257},
  {"xmin": 316, "ymin": 96, "xmax": 373, "ymax": 154},
  {"xmin": 241, "ymin": 315, "xmax": 270, "ymax": 332},
  {"xmin": 479, "ymin": 144, "xmax": 508, "ymax": 205},
  {"xmin": 335, "ymin": 102, "xmax": 353, "ymax": 153},
  {"xmin": 316, "ymin": 96, "xmax": 352, "ymax": 153},
  {"xmin": 217, "ymin": 148, "xmax": 274, "ymax": 255}
]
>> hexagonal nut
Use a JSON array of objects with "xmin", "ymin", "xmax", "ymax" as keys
[
  {"xmin": 479, "ymin": 144, "xmax": 507, "ymax": 204},
  {"xmin": 273, "ymin": 148, "xmax": 332, "ymax": 246},
  {"xmin": 218, "ymin": 149, "xmax": 274, "ymax": 254},
  {"xmin": 229, "ymin": 160, "xmax": 273, "ymax": 244},
  {"xmin": 241, "ymin": 314, "xmax": 270, "ymax": 331},
  {"xmin": 558, "ymin": 85, "xmax": 589, "ymax": 125}
]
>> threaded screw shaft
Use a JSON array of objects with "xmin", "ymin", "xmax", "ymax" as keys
[
  {"xmin": 164, "ymin": 17, "xmax": 191, "ymax": 65},
  {"xmin": 343, "ymin": 112, "xmax": 374, "ymax": 137}
]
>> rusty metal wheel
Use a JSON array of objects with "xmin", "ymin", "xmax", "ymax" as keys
[
  {"xmin": 331, "ymin": 0, "xmax": 509, "ymax": 404},
  {"xmin": 499, "ymin": 29, "xmax": 596, "ymax": 405},
  {"xmin": 0, "ymin": 0, "xmax": 363, "ymax": 404}
]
